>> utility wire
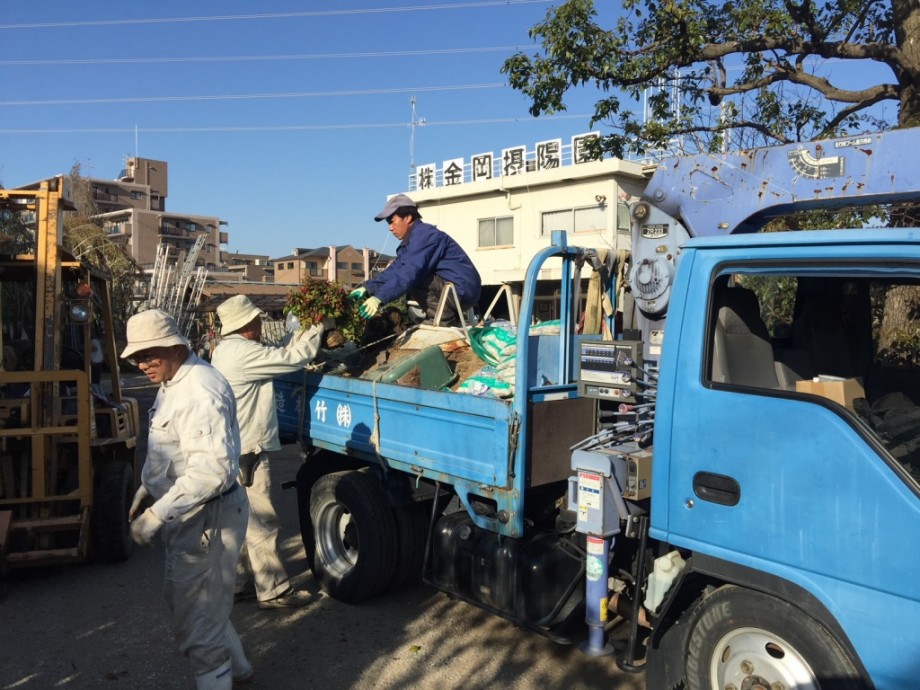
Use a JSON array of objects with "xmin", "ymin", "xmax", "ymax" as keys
[
  {"xmin": 0, "ymin": 1, "xmax": 552, "ymax": 30},
  {"xmin": 0, "ymin": 113, "xmax": 592, "ymax": 135},
  {"xmin": 0, "ymin": 46, "xmax": 527, "ymax": 67},
  {"xmin": 0, "ymin": 83, "xmax": 505, "ymax": 107}
]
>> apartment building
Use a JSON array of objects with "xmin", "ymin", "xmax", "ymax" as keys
[
  {"xmin": 91, "ymin": 157, "xmax": 228, "ymax": 272},
  {"xmin": 272, "ymin": 245, "xmax": 393, "ymax": 287},
  {"xmin": 223, "ymin": 251, "xmax": 274, "ymax": 283}
]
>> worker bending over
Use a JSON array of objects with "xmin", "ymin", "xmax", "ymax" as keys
[{"xmin": 351, "ymin": 194, "xmax": 481, "ymax": 327}]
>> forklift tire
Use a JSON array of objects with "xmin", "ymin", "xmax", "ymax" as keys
[
  {"xmin": 684, "ymin": 586, "xmax": 863, "ymax": 690},
  {"xmin": 91, "ymin": 460, "xmax": 135, "ymax": 562},
  {"xmin": 386, "ymin": 500, "xmax": 429, "ymax": 592},
  {"xmin": 310, "ymin": 469, "xmax": 398, "ymax": 603}
]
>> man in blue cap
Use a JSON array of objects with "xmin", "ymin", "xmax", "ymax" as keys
[{"xmin": 350, "ymin": 194, "xmax": 481, "ymax": 327}]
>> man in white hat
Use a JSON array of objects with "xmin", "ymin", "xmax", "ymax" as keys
[
  {"xmin": 210, "ymin": 295, "xmax": 327, "ymax": 609},
  {"xmin": 349, "ymin": 193, "xmax": 481, "ymax": 326},
  {"xmin": 122, "ymin": 309, "xmax": 251, "ymax": 690}
]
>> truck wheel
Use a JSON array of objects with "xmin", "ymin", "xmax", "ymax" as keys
[
  {"xmin": 91, "ymin": 460, "xmax": 134, "ymax": 562},
  {"xmin": 387, "ymin": 500, "xmax": 430, "ymax": 592},
  {"xmin": 685, "ymin": 586, "xmax": 863, "ymax": 690},
  {"xmin": 310, "ymin": 470, "xmax": 397, "ymax": 603}
]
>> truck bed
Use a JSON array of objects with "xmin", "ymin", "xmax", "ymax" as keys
[
  {"xmin": 275, "ymin": 327, "xmax": 597, "ymax": 539},
  {"xmin": 275, "ymin": 369, "xmax": 516, "ymax": 488}
]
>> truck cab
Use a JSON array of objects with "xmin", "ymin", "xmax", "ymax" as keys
[{"xmin": 639, "ymin": 230, "xmax": 920, "ymax": 689}]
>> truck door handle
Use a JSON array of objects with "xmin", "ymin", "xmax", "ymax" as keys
[{"xmin": 693, "ymin": 472, "xmax": 740, "ymax": 506}]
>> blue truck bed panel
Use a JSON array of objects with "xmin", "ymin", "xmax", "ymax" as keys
[{"xmin": 275, "ymin": 370, "xmax": 515, "ymax": 488}]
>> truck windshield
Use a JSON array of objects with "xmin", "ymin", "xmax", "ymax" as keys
[{"xmin": 705, "ymin": 270, "xmax": 920, "ymax": 487}]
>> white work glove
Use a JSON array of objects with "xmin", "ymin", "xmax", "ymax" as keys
[
  {"xmin": 131, "ymin": 508, "xmax": 164, "ymax": 546},
  {"xmin": 348, "ymin": 287, "xmax": 367, "ymax": 301},
  {"xmin": 128, "ymin": 485, "xmax": 150, "ymax": 521},
  {"xmin": 285, "ymin": 313, "xmax": 302, "ymax": 334},
  {"xmin": 359, "ymin": 296, "xmax": 382, "ymax": 319}
]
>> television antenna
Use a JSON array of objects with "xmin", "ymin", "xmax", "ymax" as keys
[{"xmin": 409, "ymin": 95, "xmax": 426, "ymax": 177}]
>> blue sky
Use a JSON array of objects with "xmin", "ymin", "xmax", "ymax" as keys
[
  {"xmin": 0, "ymin": 0, "xmax": 606, "ymax": 260},
  {"xmin": 0, "ymin": 2, "xmax": 897, "ymax": 261}
]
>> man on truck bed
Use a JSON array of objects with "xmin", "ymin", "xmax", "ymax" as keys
[
  {"xmin": 350, "ymin": 193, "xmax": 482, "ymax": 326},
  {"xmin": 211, "ymin": 294, "xmax": 327, "ymax": 609}
]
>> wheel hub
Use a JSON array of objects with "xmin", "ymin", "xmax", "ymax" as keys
[{"xmin": 712, "ymin": 627, "xmax": 819, "ymax": 690}]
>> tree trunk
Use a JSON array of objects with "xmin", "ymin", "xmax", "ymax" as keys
[
  {"xmin": 894, "ymin": 0, "xmax": 920, "ymax": 128},
  {"xmin": 878, "ymin": 285, "xmax": 919, "ymax": 356}
]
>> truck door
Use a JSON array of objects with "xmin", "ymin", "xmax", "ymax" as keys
[{"xmin": 657, "ymin": 249, "xmax": 920, "ymax": 688}]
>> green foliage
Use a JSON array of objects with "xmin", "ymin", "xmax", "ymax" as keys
[
  {"xmin": 64, "ymin": 165, "xmax": 142, "ymax": 332},
  {"xmin": 285, "ymin": 277, "xmax": 365, "ymax": 344},
  {"xmin": 63, "ymin": 219, "xmax": 141, "ymax": 332},
  {"xmin": 760, "ymin": 205, "xmax": 889, "ymax": 233},
  {"xmin": 0, "ymin": 209, "xmax": 34, "ymax": 256},
  {"xmin": 502, "ymin": 0, "xmax": 916, "ymax": 157},
  {"xmin": 737, "ymin": 274, "xmax": 797, "ymax": 337}
]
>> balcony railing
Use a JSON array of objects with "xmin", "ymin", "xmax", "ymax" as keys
[{"xmin": 93, "ymin": 190, "xmax": 119, "ymax": 203}]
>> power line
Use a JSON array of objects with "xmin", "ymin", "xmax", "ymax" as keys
[
  {"xmin": 0, "ymin": 1, "xmax": 551, "ymax": 30},
  {"xmin": 0, "ymin": 46, "xmax": 526, "ymax": 67},
  {"xmin": 0, "ymin": 83, "xmax": 505, "ymax": 107},
  {"xmin": 0, "ymin": 113, "xmax": 592, "ymax": 135}
]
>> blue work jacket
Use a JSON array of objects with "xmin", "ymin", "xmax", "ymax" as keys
[{"xmin": 363, "ymin": 220, "xmax": 481, "ymax": 306}]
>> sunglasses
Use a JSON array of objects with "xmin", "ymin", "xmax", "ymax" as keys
[{"xmin": 126, "ymin": 349, "xmax": 163, "ymax": 367}]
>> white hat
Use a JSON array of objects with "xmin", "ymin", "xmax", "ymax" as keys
[
  {"xmin": 121, "ymin": 309, "xmax": 189, "ymax": 359},
  {"xmin": 217, "ymin": 294, "xmax": 261, "ymax": 336}
]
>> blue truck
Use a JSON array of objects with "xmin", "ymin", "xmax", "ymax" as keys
[{"xmin": 276, "ymin": 128, "xmax": 920, "ymax": 689}]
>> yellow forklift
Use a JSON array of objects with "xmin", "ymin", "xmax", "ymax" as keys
[{"xmin": 0, "ymin": 176, "xmax": 140, "ymax": 569}]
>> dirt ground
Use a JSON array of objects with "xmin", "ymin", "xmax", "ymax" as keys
[{"xmin": 0, "ymin": 371, "xmax": 646, "ymax": 690}]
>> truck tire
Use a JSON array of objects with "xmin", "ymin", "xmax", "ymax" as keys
[
  {"xmin": 684, "ymin": 586, "xmax": 863, "ymax": 690},
  {"xmin": 387, "ymin": 500, "xmax": 429, "ymax": 592},
  {"xmin": 91, "ymin": 460, "xmax": 134, "ymax": 562},
  {"xmin": 310, "ymin": 469, "xmax": 398, "ymax": 603}
]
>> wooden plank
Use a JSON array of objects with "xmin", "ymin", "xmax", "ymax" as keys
[
  {"xmin": 0, "ymin": 510, "xmax": 12, "ymax": 551},
  {"xmin": 5, "ymin": 547, "xmax": 81, "ymax": 567},
  {"xmin": 13, "ymin": 514, "xmax": 83, "ymax": 532}
]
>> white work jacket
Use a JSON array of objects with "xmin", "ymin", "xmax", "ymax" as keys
[
  {"xmin": 211, "ymin": 326, "xmax": 323, "ymax": 456},
  {"xmin": 144, "ymin": 353, "xmax": 241, "ymax": 523}
]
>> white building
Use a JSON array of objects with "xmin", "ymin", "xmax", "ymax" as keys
[{"xmin": 403, "ymin": 134, "xmax": 651, "ymax": 318}]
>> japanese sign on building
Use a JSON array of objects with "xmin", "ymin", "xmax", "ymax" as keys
[
  {"xmin": 536, "ymin": 139, "xmax": 562, "ymax": 170},
  {"xmin": 415, "ymin": 132, "xmax": 601, "ymax": 190},
  {"xmin": 572, "ymin": 132, "xmax": 602, "ymax": 164},
  {"xmin": 443, "ymin": 157, "xmax": 464, "ymax": 186},
  {"xmin": 417, "ymin": 163, "xmax": 436, "ymax": 191},
  {"xmin": 472, "ymin": 153, "xmax": 493, "ymax": 182},
  {"xmin": 502, "ymin": 146, "xmax": 527, "ymax": 176}
]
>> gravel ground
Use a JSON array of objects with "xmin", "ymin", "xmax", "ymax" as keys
[{"xmin": 0, "ymin": 373, "xmax": 646, "ymax": 690}]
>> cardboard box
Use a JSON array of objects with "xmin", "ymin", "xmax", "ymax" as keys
[{"xmin": 795, "ymin": 376, "xmax": 865, "ymax": 410}]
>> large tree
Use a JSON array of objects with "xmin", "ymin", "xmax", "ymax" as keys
[
  {"xmin": 64, "ymin": 165, "xmax": 143, "ymax": 331},
  {"xmin": 502, "ymin": 0, "xmax": 920, "ymax": 156}
]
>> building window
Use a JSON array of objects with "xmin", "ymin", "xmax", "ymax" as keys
[
  {"xmin": 574, "ymin": 206, "xmax": 605, "ymax": 233},
  {"xmin": 351, "ymin": 262, "xmax": 362, "ymax": 271},
  {"xmin": 478, "ymin": 216, "xmax": 513, "ymax": 247},
  {"xmin": 617, "ymin": 201, "xmax": 631, "ymax": 234},
  {"xmin": 541, "ymin": 206, "xmax": 607, "ymax": 236},
  {"xmin": 131, "ymin": 191, "xmax": 143, "ymax": 200},
  {"xmin": 336, "ymin": 261, "xmax": 348, "ymax": 270},
  {"xmin": 287, "ymin": 262, "xmax": 295, "ymax": 270}
]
